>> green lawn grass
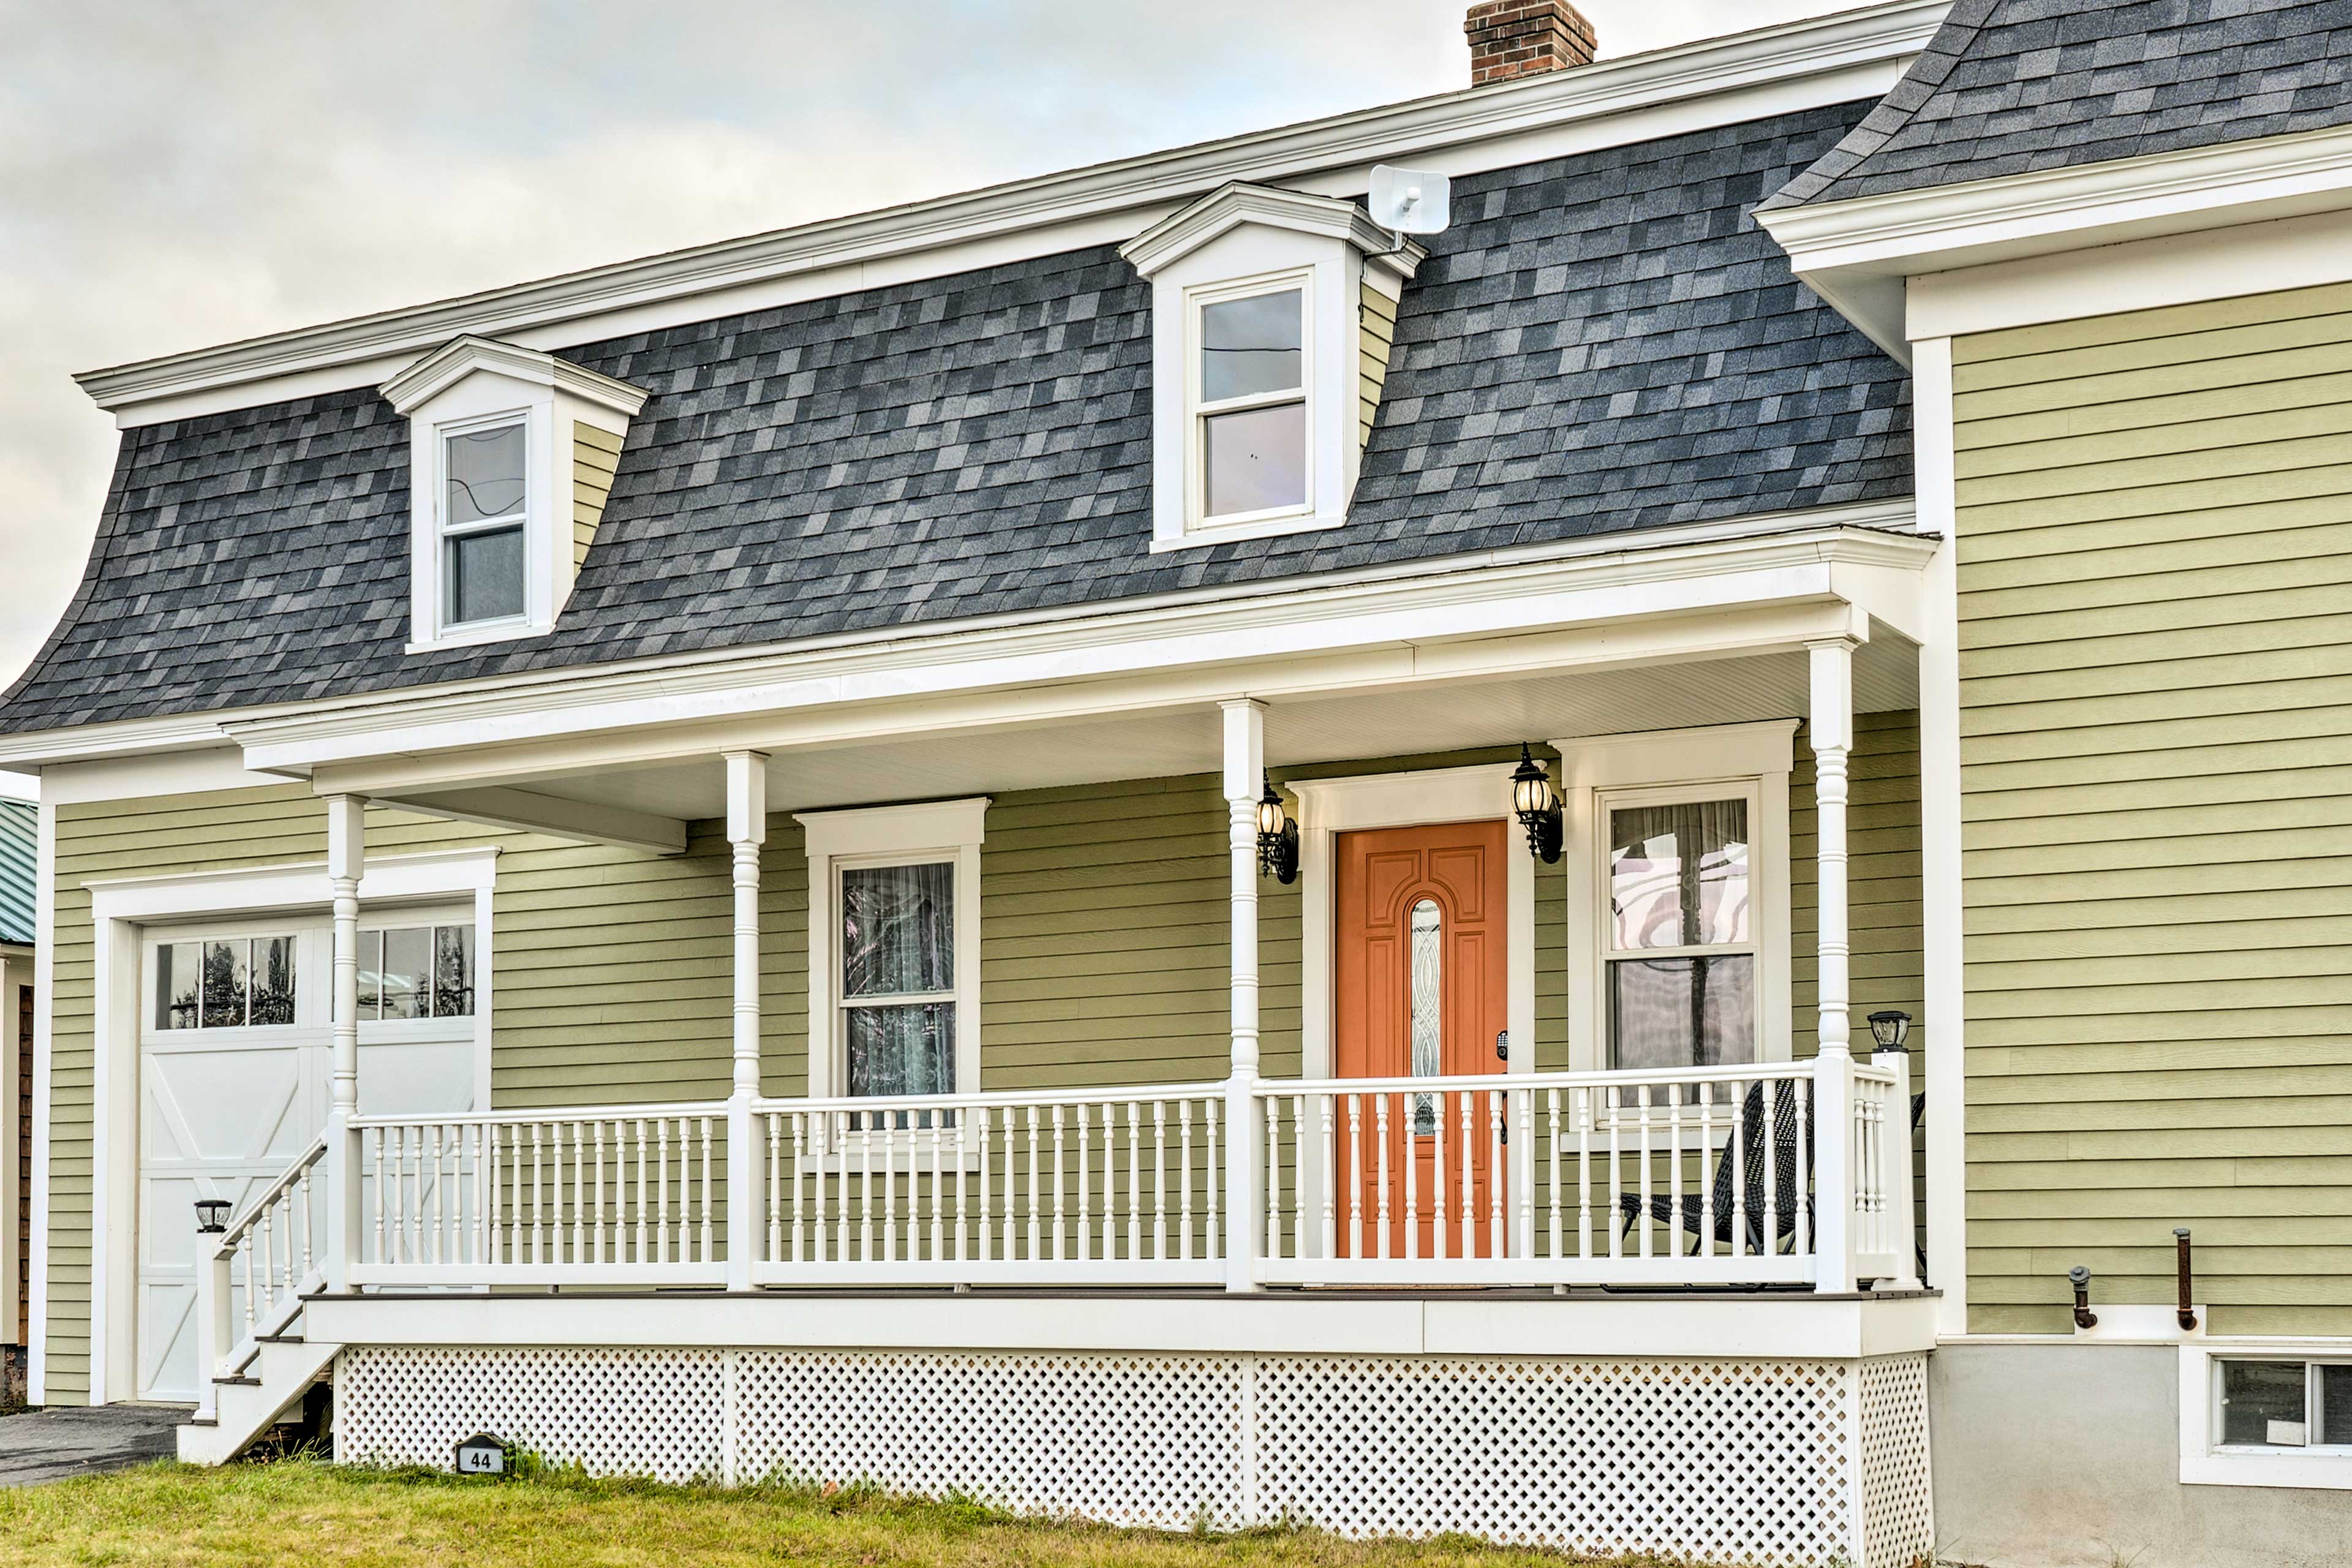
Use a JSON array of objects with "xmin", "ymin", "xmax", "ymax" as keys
[{"xmin": 0, "ymin": 1459, "xmax": 1682, "ymax": 1567}]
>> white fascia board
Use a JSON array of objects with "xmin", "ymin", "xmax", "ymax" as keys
[
  {"xmin": 1758, "ymin": 119, "xmax": 2352, "ymax": 355},
  {"xmin": 235, "ymin": 526, "xmax": 1931, "ymax": 780},
  {"xmin": 303, "ymin": 1286, "xmax": 1936, "ymax": 1359},
  {"xmin": 0, "ymin": 500, "xmax": 1920, "ymax": 774},
  {"xmin": 77, "ymin": 1, "xmax": 1942, "ymax": 426}
]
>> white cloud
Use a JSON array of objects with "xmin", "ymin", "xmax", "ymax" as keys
[{"xmin": 0, "ymin": 0, "xmax": 1853, "ymax": 690}]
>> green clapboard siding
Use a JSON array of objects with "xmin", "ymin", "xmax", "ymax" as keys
[
  {"xmin": 1956, "ymin": 279, "xmax": 2352, "ymax": 1335},
  {"xmin": 42, "ymin": 786, "xmax": 806, "ymax": 1403},
  {"xmin": 43, "ymin": 734, "xmax": 1915, "ymax": 1396}
]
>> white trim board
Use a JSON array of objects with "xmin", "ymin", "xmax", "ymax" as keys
[
  {"xmin": 796, "ymin": 799, "xmax": 987, "ymax": 1102},
  {"xmin": 1759, "ymin": 119, "xmax": 2352, "ymax": 358},
  {"xmin": 1289, "ymin": 764, "xmax": 1536, "ymax": 1084},
  {"xmin": 1551, "ymin": 722, "xmax": 1796, "ymax": 1074},
  {"xmin": 78, "ymin": 3, "xmax": 1940, "ymax": 426},
  {"xmin": 81, "ymin": 848, "xmax": 497, "ymax": 1404},
  {"xmin": 28, "ymin": 802, "xmax": 53, "ymax": 1403},
  {"xmin": 2180, "ymin": 1340, "xmax": 2352, "ymax": 1491},
  {"xmin": 235, "ymin": 529, "xmax": 1915, "ymax": 794},
  {"xmin": 0, "ymin": 503, "xmax": 1921, "ymax": 774},
  {"xmin": 306, "ymin": 1284, "xmax": 1939, "ymax": 1361},
  {"xmin": 1910, "ymin": 336, "xmax": 1964, "ymax": 1337}
]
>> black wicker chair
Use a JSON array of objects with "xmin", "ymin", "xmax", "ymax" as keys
[{"xmin": 1615, "ymin": 1079, "xmax": 1812, "ymax": 1256}]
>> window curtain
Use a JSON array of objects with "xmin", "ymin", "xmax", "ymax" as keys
[
  {"xmin": 1608, "ymin": 800, "xmax": 1753, "ymax": 1069},
  {"xmin": 842, "ymin": 862, "xmax": 956, "ymax": 1098}
]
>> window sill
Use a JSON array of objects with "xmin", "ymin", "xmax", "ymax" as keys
[
  {"xmin": 407, "ymin": 618, "xmax": 550, "ymax": 655},
  {"xmin": 1151, "ymin": 510, "xmax": 1346, "ymax": 553},
  {"xmin": 2182, "ymin": 1448, "xmax": 2352, "ymax": 1491}
]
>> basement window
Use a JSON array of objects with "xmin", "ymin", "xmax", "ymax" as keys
[{"xmin": 2216, "ymin": 1359, "xmax": 2352, "ymax": 1452}]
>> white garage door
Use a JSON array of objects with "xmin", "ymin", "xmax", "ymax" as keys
[{"xmin": 137, "ymin": 911, "xmax": 482, "ymax": 1401}]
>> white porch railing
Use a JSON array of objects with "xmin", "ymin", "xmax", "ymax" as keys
[
  {"xmin": 750, "ymin": 1084, "xmax": 1227, "ymax": 1286},
  {"xmin": 1256, "ymin": 1057, "xmax": 1905, "ymax": 1289},
  {"xmin": 208, "ymin": 1052, "xmax": 1910, "ymax": 1346},
  {"xmin": 347, "ymin": 1103, "xmax": 731, "ymax": 1287},
  {"xmin": 197, "ymin": 1134, "xmax": 327, "ymax": 1415}
]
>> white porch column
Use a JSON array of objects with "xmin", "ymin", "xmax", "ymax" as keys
[
  {"xmin": 323, "ymin": 794, "xmax": 365, "ymax": 1294},
  {"xmin": 1807, "ymin": 639, "xmax": 1858, "ymax": 1294},
  {"xmin": 1220, "ymin": 699, "xmax": 1265, "ymax": 1293},
  {"xmin": 725, "ymin": 750, "xmax": 768, "ymax": 1292}
]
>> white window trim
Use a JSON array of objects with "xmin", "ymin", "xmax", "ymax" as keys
[
  {"xmin": 1290, "ymin": 764, "xmax": 1535, "ymax": 1085},
  {"xmin": 430, "ymin": 409, "xmax": 535, "ymax": 639},
  {"xmin": 80, "ymin": 846, "xmax": 497, "ymax": 1406},
  {"xmin": 2183, "ymin": 1341, "xmax": 2352, "ymax": 1490},
  {"xmin": 1120, "ymin": 181, "xmax": 1420, "ymax": 556},
  {"xmin": 382, "ymin": 335, "xmax": 646, "ymax": 655},
  {"xmin": 798, "ymin": 798, "xmax": 987, "ymax": 1104},
  {"xmin": 1553, "ymin": 722, "xmax": 1795, "ymax": 1074},
  {"xmin": 1186, "ymin": 268, "xmax": 1316, "ymax": 538}
]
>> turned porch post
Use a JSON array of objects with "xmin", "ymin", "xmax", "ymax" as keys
[
  {"xmin": 1807, "ymin": 639, "xmax": 1858, "ymax": 1293},
  {"xmin": 1221, "ymin": 699, "xmax": 1265, "ymax": 1292},
  {"xmin": 323, "ymin": 794, "xmax": 365, "ymax": 1294},
  {"xmin": 725, "ymin": 750, "xmax": 769, "ymax": 1292}
]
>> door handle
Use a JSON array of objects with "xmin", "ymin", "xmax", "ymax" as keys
[{"xmin": 1494, "ymin": 1028, "xmax": 1509, "ymax": 1063}]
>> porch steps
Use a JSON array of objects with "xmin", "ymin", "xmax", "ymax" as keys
[{"xmin": 176, "ymin": 1314, "xmax": 341, "ymax": 1466}]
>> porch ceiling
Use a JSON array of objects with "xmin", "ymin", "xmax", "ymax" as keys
[{"xmin": 510, "ymin": 636, "xmax": 1918, "ymax": 823}]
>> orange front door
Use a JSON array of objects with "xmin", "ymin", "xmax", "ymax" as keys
[{"xmin": 1333, "ymin": 819, "xmax": 1509, "ymax": 1259}]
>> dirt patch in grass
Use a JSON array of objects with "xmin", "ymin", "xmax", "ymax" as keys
[{"xmin": 0, "ymin": 1458, "xmax": 1688, "ymax": 1567}]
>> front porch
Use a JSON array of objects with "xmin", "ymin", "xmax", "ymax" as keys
[{"xmin": 168, "ymin": 516, "xmax": 1939, "ymax": 1564}]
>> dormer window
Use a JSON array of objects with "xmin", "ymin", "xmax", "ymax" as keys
[
  {"xmin": 1123, "ymin": 182, "xmax": 1420, "ymax": 552},
  {"xmin": 382, "ymin": 335, "xmax": 647, "ymax": 652},
  {"xmin": 1197, "ymin": 281, "xmax": 1309, "ymax": 525},
  {"xmin": 440, "ymin": 420, "xmax": 529, "ymax": 629}
]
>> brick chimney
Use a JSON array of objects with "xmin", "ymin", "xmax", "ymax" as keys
[{"xmin": 1464, "ymin": 0, "xmax": 1598, "ymax": 86}]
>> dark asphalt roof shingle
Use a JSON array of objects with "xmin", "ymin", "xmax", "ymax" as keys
[
  {"xmin": 1765, "ymin": 0, "xmax": 2352, "ymax": 209},
  {"xmin": 3, "ymin": 98, "xmax": 1912, "ymax": 736}
]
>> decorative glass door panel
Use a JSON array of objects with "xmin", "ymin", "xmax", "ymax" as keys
[{"xmin": 1333, "ymin": 820, "xmax": 1509, "ymax": 1259}]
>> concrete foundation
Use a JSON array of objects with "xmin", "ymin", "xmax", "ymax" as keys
[{"xmin": 1931, "ymin": 1341, "xmax": 2352, "ymax": 1568}]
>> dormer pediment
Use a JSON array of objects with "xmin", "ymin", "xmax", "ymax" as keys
[
  {"xmin": 380, "ymin": 336, "xmax": 648, "ymax": 652},
  {"xmin": 1121, "ymin": 183, "xmax": 1425, "ymax": 553},
  {"xmin": 1120, "ymin": 182, "xmax": 1423, "ymax": 285}
]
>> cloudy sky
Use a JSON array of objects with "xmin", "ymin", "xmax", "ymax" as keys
[{"xmin": 0, "ymin": 0, "xmax": 1853, "ymax": 703}]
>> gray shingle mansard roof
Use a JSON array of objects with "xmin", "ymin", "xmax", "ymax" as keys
[
  {"xmin": 1765, "ymin": 0, "xmax": 2352, "ymax": 211},
  {"xmin": 1, "ymin": 99, "xmax": 1912, "ymax": 737}
]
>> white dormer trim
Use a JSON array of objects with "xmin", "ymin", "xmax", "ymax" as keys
[
  {"xmin": 383, "ymin": 337, "xmax": 648, "ymax": 654},
  {"xmin": 1122, "ymin": 183, "xmax": 1423, "ymax": 554}
]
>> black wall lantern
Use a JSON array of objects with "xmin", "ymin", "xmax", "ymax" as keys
[
  {"xmin": 1510, "ymin": 744, "xmax": 1562, "ymax": 864},
  {"xmin": 1256, "ymin": 773, "xmax": 1299, "ymax": 884},
  {"xmin": 1866, "ymin": 1009, "xmax": 1912, "ymax": 1052},
  {"xmin": 193, "ymin": 1197, "xmax": 231, "ymax": 1235}
]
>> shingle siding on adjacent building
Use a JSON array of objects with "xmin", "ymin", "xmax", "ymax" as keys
[
  {"xmin": 1768, "ymin": 0, "xmax": 2352, "ymax": 212},
  {"xmin": 1955, "ymin": 279, "xmax": 2352, "ymax": 1336},
  {"xmin": 1, "ymin": 99, "xmax": 1910, "ymax": 737}
]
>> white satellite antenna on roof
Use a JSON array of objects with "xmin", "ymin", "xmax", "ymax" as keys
[{"xmin": 1368, "ymin": 164, "xmax": 1452, "ymax": 244}]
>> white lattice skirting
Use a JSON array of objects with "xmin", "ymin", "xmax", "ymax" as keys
[{"xmin": 335, "ymin": 1346, "xmax": 1933, "ymax": 1567}]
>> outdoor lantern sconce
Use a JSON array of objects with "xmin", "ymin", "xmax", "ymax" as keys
[
  {"xmin": 1256, "ymin": 773, "xmax": 1299, "ymax": 884},
  {"xmin": 1510, "ymin": 744, "xmax": 1562, "ymax": 864},
  {"xmin": 1867, "ymin": 1009, "xmax": 1912, "ymax": 1052},
  {"xmin": 193, "ymin": 1197, "xmax": 231, "ymax": 1235}
]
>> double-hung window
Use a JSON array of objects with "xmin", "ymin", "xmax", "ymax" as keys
[
  {"xmin": 1193, "ymin": 278, "xmax": 1309, "ymax": 527},
  {"xmin": 801, "ymin": 798, "xmax": 986, "ymax": 1120},
  {"xmin": 438, "ymin": 420, "xmax": 529, "ymax": 630},
  {"xmin": 1600, "ymin": 784, "xmax": 1760, "ymax": 1070},
  {"xmin": 839, "ymin": 861, "xmax": 956, "ymax": 1099}
]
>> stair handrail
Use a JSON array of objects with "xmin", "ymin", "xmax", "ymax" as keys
[
  {"xmin": 209, "ymin": 1134, "xmax": 331, "ymax": 1262},
  {"xmin": 195, "ymin": 1134, "xmax": 330, "ymax": 1422}
]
